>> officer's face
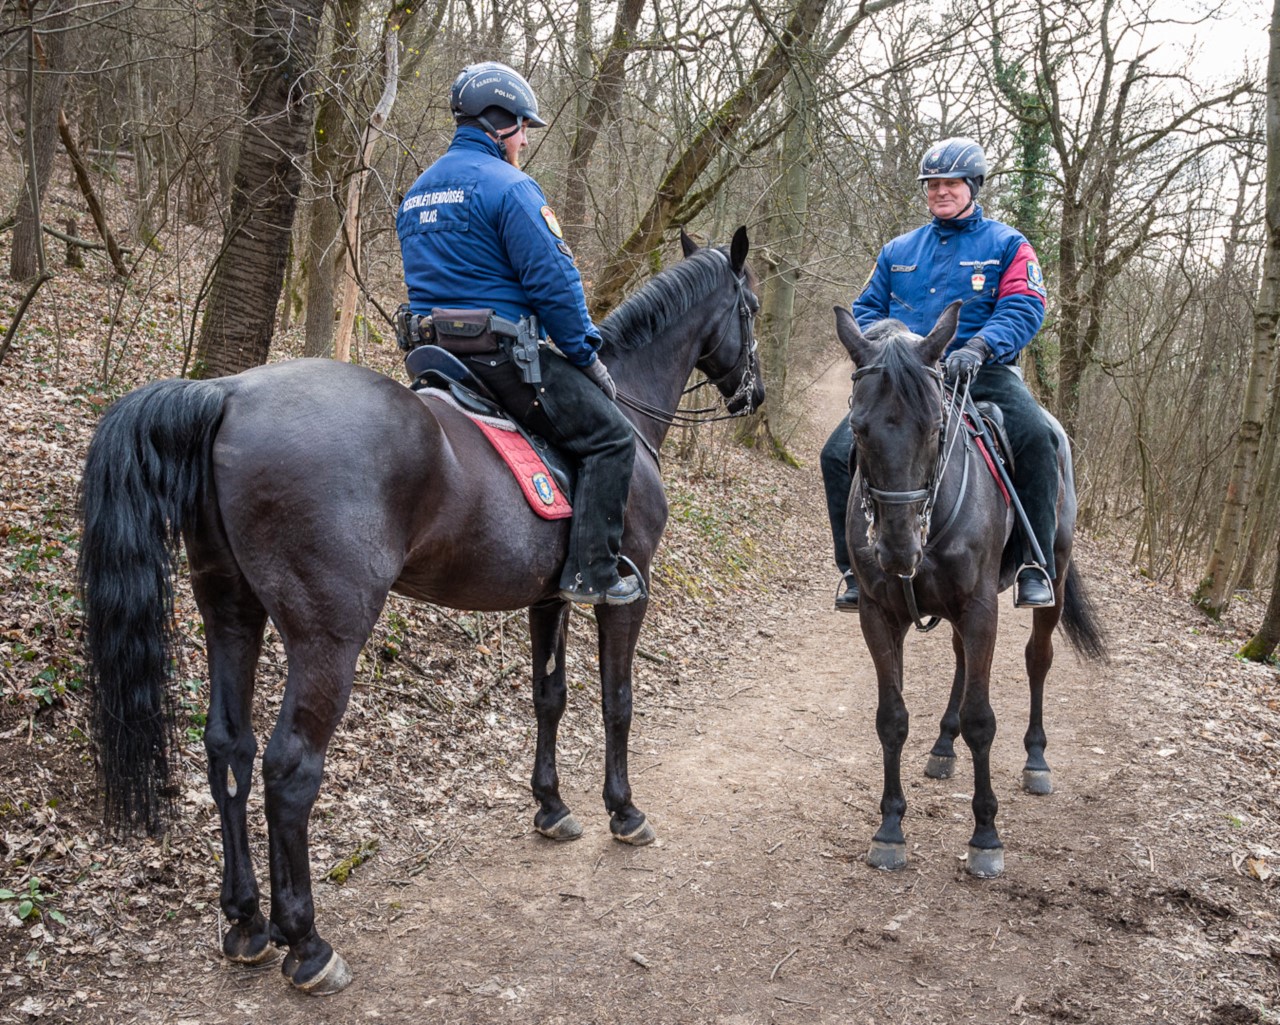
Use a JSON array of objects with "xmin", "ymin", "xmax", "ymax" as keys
[
  {"xmin": 501, "ymin": 124, "xmax": 529, "ymax": 166},
  {"xmin": 924, "ymin": 177, "xmax": 972, "ymax": 219}
]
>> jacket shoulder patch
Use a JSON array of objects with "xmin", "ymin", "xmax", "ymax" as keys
[{"xmin": 541, "ymin": 205, "xmax": 564, "ymax": 239}]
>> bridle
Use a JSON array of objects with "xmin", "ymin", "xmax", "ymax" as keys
[
  {"xmin": 615, "ymin": 249, "xmax": 759, "ymax": 427},
  {"xmin": 851, "ymin": 363, "xmax": 972, "ymax": 556}
]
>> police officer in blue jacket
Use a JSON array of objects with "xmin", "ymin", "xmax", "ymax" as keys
[
  {"xmin": 397, "ymin": 62, "xmax": 642, "ymax": 606},
  {"xmin": 822, "ymin": 137, "xmax": 1058, "ymax": 611}
]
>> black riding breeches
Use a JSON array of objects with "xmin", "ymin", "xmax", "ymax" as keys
[
  {"xmin": 464, "ymin": 345, "xmax": 636, "ymax": 594},
  {"xmin": 820, "ymin": 416, "xmax": 855, "ymax": 575},
  {"xmin": 968, "ymin": 363, "xmax": 1059, "ymax": 578}
]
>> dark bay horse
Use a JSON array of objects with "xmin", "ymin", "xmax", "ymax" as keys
[
  {"xmin": 832, "ymin": 303, "xmax": 1105, "ymax": 879},
  {"xmin": 78, "ymin": 228, "xmax": 762, "ymax": 994}
]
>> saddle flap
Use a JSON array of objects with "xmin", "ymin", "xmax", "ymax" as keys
[{"xmin": 973, "ymin": 401, "xmax": 1015, "ymax": 477}]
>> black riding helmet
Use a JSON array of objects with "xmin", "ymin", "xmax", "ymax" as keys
[
  {"xmin": 917, "ymin": 137, "xmax": 987, "ymax": 207},
  {"xmin": 450, "ymin": 61, "xmax": 547, "ymax": 140}
]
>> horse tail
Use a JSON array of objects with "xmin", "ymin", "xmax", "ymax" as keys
[
  {"xmin": 77, "ymin": 377, "xmax": 229, "ymax": 835},
  {"xmin": 1060, "ymin": 561, "xmax": 1108, "ymax": 662}
]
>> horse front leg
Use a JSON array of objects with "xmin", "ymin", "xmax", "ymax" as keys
[
  {"xmin": 956, "ymin": 603, "xmax": 1003, "ymax": 877},
  {"xmin": 1022, "ymin": 567, "xmax": 1066, "ymax": 795},
  {"xmin": 260, "ymin": 641, "xmax": 362, "ymax": 996},
  {"xmin": 925, "ymin": 627, "xmax": 966, "ymax": 779},
  {"xmin": 594, "ymin": 602, "xmax": 654, "ymax": 846},
  {"xmin": 528, "ymin": 600, "xmax": 582, "ymax": 840},
  {"xmin": 860, "ymin": 603, "xmax": 911, "ymax": 870},
  {"xmin": 191, "ymin": 570, "xmax": 277, "ymax": 966}
]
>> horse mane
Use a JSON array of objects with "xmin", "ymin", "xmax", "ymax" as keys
[
  {"xmin": 860, "ymin": 320, "xmax": 939, "ymax": 414},
  {"xmin": 598, "ymin": 248, "xmax": 730, "ymax": 351}
]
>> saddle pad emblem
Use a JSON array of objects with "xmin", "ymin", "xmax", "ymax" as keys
[{"xmin": 533, "ymin": 472, "xmax": 555, "ymax": 505}]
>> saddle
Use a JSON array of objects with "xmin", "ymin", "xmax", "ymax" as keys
[
  {"xmin": 405, "ymin": 345, "xmax": 575, "ymax": 520},
  {"xmin": 969, "ymin": 401, "xmax": 1015, "ymax": 480}
]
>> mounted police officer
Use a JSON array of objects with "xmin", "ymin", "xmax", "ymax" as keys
[
  {"xmin": 397, "ymin": 61, "xmax": 642, "ymax": 605},
  {"xmin": 822, "ymin": 136, "xmax": 1058, "ymax": 611}
]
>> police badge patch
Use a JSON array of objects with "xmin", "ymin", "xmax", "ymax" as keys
[
  {"xmin": 532, "ymin": 472, "xmax": 555, "ymax": 505},
  {"xmin": 1027, "ymin": 261, "xmax": 1047, "ymax": 297},
  {"xmin": 540, "ymin": 206, "xmax": 564, "ymax": 239}
]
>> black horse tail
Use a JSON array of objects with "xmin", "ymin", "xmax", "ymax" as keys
[
  {"xmin": 1060, "ymin": 561, "xmax": 1108, "ymax": 662},
  {"xmin": 77, "ymin": 378, "xmax": 229, "ymax": 835}
]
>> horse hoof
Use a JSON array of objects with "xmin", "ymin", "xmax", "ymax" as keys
[
  {"xmin": 924, "ymin": 754, "xmax": 956, "ymax": 779},
  {"xmin": 611, "ymin": 816, "xmax": 656, "ymax": 846},
  {"xmin": 1022, "ymin": 769, "xmax": 1053, "ymax": 795},
  {"xmin": 966, "ymin": 845, "xmax": 1004, "ymax": 878},
  {"xmin": 223, "ymin": 931, "xmax": 280, "ymax": 966},
  {"xmin": 867, "ymin": 840, "xmax": 908, "ymax": 871},
  {"xmin": 536, "ymin": 812, "xmax": 584, "ymax": 841},
  {"xmin": 290, "ymin": 951, "xmax": 353, "ymax": 996}
]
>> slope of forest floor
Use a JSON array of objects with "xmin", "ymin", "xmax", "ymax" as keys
[{"xmin": 1, "ymin": 219, "xmax": 1279, "ymax": 1024}]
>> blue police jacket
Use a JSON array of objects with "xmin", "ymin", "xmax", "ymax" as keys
[
  {"xmin": 852, "ymin": 205, "xmax": 1047, "ymax": 364},
  {"xmin": 397, "ymin": 125, "xmax": 601, "ymax": 368}
]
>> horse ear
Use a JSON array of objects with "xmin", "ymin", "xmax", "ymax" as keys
[
  {"xmin": 834, "ymin": 306, "xmax": 873, "ymax": 366},
  {"xmin": 919, "ymin": 300, "xmax": 962, "ymax": 364},
  {"xmin": 729, "ymin": 225, "xmax": 749, "ymax": 274},
  {"xmin": 680, "ymin": 228, "xmax": 699, "ymax": 258}
]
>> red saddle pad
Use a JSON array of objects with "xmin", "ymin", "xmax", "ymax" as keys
[{"xmin": 422, "ymin": 391, "xmax": 572, "ymax": 520}]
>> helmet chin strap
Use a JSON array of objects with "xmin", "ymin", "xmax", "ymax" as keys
[{"xmin": 480, "ymin": 116, "xmax": 525, "ymax": 164}]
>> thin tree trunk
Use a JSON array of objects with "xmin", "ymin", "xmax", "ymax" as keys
[
  {"xmin": 58, "ymin": 109, "xmax": 128, "ymax": 276},
  {"xmin": 1196, "ymin": 0, "xmax": 1280, "ymax": 616},
  {"xmin": 1238, "ymin": 531, "xmax": 1280, "ymax": 662},
  {"xmin": 561, "ymin": 0, "xmax": 648, "ymax": 252},
  {"xmin": 9, "ymin": 0, "xmax": 66, "ymax": 283},
  {"xmin": 333, "ymin": 19, "xmax": 403, "ymax": 362},
  {"xmin": 736, "ymin": 63, "xmax": 812, "ymax": 459}
]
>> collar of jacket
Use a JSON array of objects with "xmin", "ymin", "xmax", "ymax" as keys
[
  {"xmin": 448, "ymin": 124, "xmax": 505, "ymax": 161},
  {"xmin": 930, "ymin": 203, "xmax": 985, "ymax": 237}
]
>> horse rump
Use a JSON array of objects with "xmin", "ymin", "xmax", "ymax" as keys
[{"xmin": 77, "ymin": 378, "xmax": 228, "ymax": 835}]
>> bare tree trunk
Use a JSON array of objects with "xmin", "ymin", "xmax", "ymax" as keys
[
  {"xmin": 560, "ymin": 0, "xmax": 648, "ymax": 252},
  {"xmin": 736, "ymin": 62, "xmax": 812, "ymax": 460},
  {"xmin": 9, "ymin": 0, "xmax": 66, "ymax": 283},
  {"xmin": 1196, "ymin": 0, "xmax": 1280, "ymax": 616},
  {"xmin": 58, "ymin": 109, "xmax": 128, "ymax": 276},
  {"xmin": 193, "ymin": 0, "xmax": 325, "ymax": 378},
  {"xmin": 333, "ymin": 16, "xmax": 404, "ymax": 362},
  {"xmin": 1238, "ymin": 532, "xmax": 1280, "ymax": 662},
  {"xmin": 302, "ymin": 0, "xmax": 362, "ymax": 359}
]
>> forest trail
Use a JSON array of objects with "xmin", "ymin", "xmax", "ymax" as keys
[{"xmin": 63, "ymin": 362, "xmax": 1276, "ymax": 1025}]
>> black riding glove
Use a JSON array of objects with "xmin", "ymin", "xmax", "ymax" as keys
[
  {"xmin": 584, "ymin": 358, "xmax": 617, "ymax": 401},
  {"xmin": 944, "ymin": 337, "xmax": 990, "ymax": 381}
]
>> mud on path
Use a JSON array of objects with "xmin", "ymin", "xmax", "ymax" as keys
[{"xmin": 4, "ymin": 362, "xmax": 1279, "ymax": 1025}]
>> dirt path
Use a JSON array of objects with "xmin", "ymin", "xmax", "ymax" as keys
[{"xmin": 10, "ymin": 364, "xmax": 1276, "ymax": 1025}]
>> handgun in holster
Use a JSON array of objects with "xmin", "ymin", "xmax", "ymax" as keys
[
  {"xmin": 395, "ymin": 303, "xmax": 426, "ymax": 353},
  {"xmin": 511, "ymin": 314, "xmax": 542, "ymax": 385}
]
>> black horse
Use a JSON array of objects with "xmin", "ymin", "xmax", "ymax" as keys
[
  {"xmin": 833, "ymin": 303, "xmax": 1105, "ymax": 878},
  {"xmin": 78, "ymin": 228, "xmax": 762, "ymax": 994}
]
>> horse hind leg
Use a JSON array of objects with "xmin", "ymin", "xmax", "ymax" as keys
[
  {"xmin": 528, "ymin": 601, "xmax": 583, "ymax": 841},
  {"xmin": 925, "ymin": 628, "xmax": 965, "ymax": 780},
  {"xmin": 1021, "ymin": 577, "xmax": 1064, "ymax": 796},
  {"xmin": 261, "ymin": 634, "xmax": 369, "ymax": 996},
  {"xmin": 191, "ymin": 566, "xmax": 278, "ymax": 966}
]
